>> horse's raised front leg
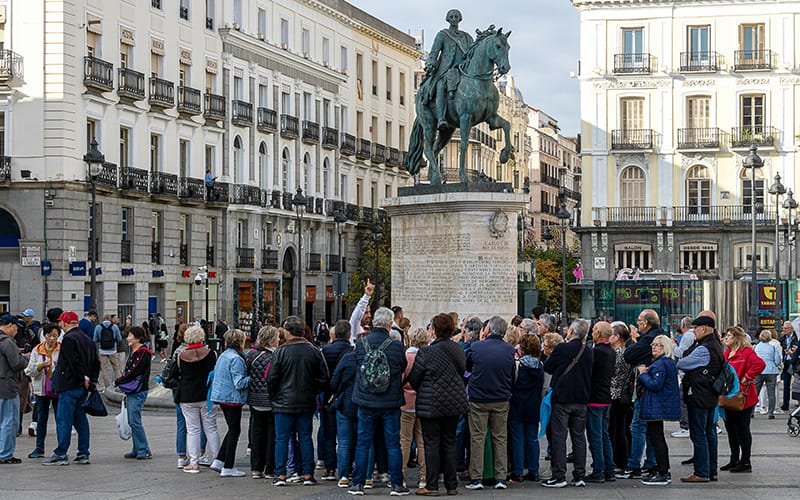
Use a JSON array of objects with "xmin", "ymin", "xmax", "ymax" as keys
[
  {"xmin": 489, "ymin": 113, "xmax": 513, "ymax": 164},
  {"xmin": 459, "ymin": 114, "xmax": 472, "ymax": 183}
]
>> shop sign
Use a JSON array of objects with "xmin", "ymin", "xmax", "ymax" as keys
[
  {"xmin": 325, "ymin": 285, "xmax": 335, "ymax": 302},
  {"xmin": 305, "ymin": 285, "xmax": 317, "ymax": 303}
]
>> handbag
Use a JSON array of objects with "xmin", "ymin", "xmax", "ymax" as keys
[
  {"xmin": 82, "ymin": 389, "xmax": 108, "ymax": 417},
  {"xmin": 116, "ymin": 399, "xmax": 131, "ymax": 440},
  {"xmin": 718, "ymin": 392, "xmax": 746, "ymax": 411},
  {"xmin": 43, "ymin": 368, "xmax": 58, "ymax": 399},
  {"xmin": 118, "ymin": 375, "xmax": 143, "ymax": 394}
]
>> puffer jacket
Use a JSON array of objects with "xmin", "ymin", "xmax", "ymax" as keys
[
  {"xmin": 407, "ymin": 338, "xmax": 468, "ymax": 418},
  {"xmin": 725, "ymin": 345, "xmax": 766, "ymax": 409},
  {"xmin": 210, "ymin": 348, "xmax": 250, "ymax": 405},
  {"xmin": 639, "ymin": 355, "xmax": 681, "ymax": 421},
  {"xmin": 177, "ymin": 345, "xmax": 216, "ymax": 404},
  {"xmin": 330, "ymin": 352, "xmax": 358, "ymax": 419},
  {"xmin": 24, "ymin": 342, "xmax": 60, "ymax": 396},
  {"xmin": 267, "ymin": 337, "xmax": 329, "ymax": 413},
  {"xmin": 509, "ymin": 355, "xmax": 544, "ymax": 423},
  {"xmin": 246, "ymin": 348, "xmax": 274, "ymax": 410}
]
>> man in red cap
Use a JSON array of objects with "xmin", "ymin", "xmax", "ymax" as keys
[{"xmin": 41, "ymin": 311, "xmax": 99, "ymax": 466}]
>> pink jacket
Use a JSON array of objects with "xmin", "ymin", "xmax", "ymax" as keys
[{"xmin": 401, "ymin": 348, "xmax": 419, "ymax": 412}]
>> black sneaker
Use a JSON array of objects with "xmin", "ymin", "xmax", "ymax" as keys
[
  {"xmin": 541, "ymin": 477, "xmax": 567, "ymax": 488},
  {"xmin": 464, "ymin": 480, "xmax": 484, "ymax": 490},
  {"xmin": 523, "ymin": 472, "xmax": 540, "ymax": 482},
  {"xmin": 74, "ymin": 455, "xmax": 90, "ymax": 465},
  {"xmin": 604, "ymin": 473, "xmax": 617, "ymax": 482},
  {"xmin": 390, "ymin": 484, "xmax": 410, "ymax": 496},
  {"xmin": 41, "ymin": 455, "xmax": 69, "ymax": 466},
  {"xmin": 272, "ymin": 477, "xmax": 287, "ymax": 487},
  {"xmin": 585, "ymin": 473, "xmax": 605, "ymax": 483},
  {"xmin": 615, "ymin": 468, "xmax": 641, "ymax": 479},
  {"xmin": 641, "ymin": 473, "xmax": 671, "ymax": 486},
  {"xmin": 348, "ymin": 484, "xmax": 364, "ymax": 496}
]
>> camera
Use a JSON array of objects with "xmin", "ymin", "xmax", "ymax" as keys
[{"xmin": 194, "ymin": 274, "xmax": 203, "ymax": 286}]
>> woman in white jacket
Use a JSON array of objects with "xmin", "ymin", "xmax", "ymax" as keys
[{"xmin": 24, "ymin": 323, "xmax": 60, "ymax": 459}]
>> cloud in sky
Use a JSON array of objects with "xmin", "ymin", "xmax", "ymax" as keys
[{"xmin": 347, "ymin": 0, "xmax": 581, "ymax": 134}]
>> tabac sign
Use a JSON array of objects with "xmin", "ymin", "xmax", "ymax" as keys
[{"xmin": 759, "ymin": 283, "xmax": 778, "ymax": 308}]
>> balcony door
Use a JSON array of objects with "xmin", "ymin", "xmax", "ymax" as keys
[
  {"xmin": 620, "ymin": 165, "xmax": 646, "ymax": 208},
  {"xmin": 622, "ymin": 28, "xmax": 644, "ymax": 66},
  {"xmin": 739, "ymin": 23, "xmax": 765, "ymax": 60},
  {"xmin": 688, "ymin": 25, "xmax": 710, "ymax": 64},
  {"xmin": 741, "ymin": 94, "xmax": 765, "ymax": 133},
  {"xmin": 686, "ymin": 165, "xmax": 711, "ymax": 216},
  {"xmin": 621, "ymin": 97, "xmax": 644, "ymax": 131},
  {"xmin": 741, "ymin": 169, "xmax": 765, "ymax": 215}
]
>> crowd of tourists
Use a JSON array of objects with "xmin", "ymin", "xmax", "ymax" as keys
[{"xmin": 0, "ymin": 286, "xmax": 795, "ymax": 494}]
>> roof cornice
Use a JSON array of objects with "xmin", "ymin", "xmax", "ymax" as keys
[{"xmin": 572, "ymin": 0, "xmax": 791, "ymax": 8}]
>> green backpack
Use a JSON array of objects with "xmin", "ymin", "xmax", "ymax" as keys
[{"xmin": 359, "ymin": 338, "xmax": 393, "ymax": 394}]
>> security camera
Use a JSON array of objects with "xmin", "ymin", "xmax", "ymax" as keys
[{"xmin": 194, "ymin": 274, "xmax": 203, "ymax": 286}]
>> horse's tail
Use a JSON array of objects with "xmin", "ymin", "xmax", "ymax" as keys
[{"xmin": 404, "ymin": 119, "xmax": 424, "ymax": 175}]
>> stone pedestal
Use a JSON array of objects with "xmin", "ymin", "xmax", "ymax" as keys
[{"xmin": 383, "ymin": 185, "xmax": 528, "ymax": 329}]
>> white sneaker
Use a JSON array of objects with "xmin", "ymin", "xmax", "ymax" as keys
[
  {"xmin": 177, "ymin": 457, "xmax": 190, "ymax": 468},
  {"xmin": 670, "ymin": 429, "xmax": 690, "ymax": 438},
  {"xmin": 246, "ymin": 447, "xmax": 251, "ymax": 457},
  {"xmin": 775, "ymin": 408, "xmax": 785, "ymax": 415},
  {"xmin": 758, "ymin": 407, "xmax": 767, "ymax": 415},
  {"xmin": 183, "ymin": 463, "xmax": 200, "ymax": 474},
  {"xmin": 198, "ymin": 455, "xmax": 213, "ymax": 467},
  {"xmin": 210, "ymin": 459, "xmax": 224, "ymax": 472},
  {"xmin": 288, "ymin": 473, "xmax": 303, "ymax": 483},
  {"xmin": 316, "ymin": 459, "xmax": 325, "ymax": 470},
  {"xmin": 716, "ymin": 426, "xmax": 723, "ymax": 434},
  {"xmin": 28, "ymin": 421, "xmax": 37, "ymax": 437},
  {"xmin": 220, "ymin": 467, "xmax": 246, "ymax": 477},
  {"xmin": 379, "ymin": 472, "xmax": 390, "ymax": 483}
]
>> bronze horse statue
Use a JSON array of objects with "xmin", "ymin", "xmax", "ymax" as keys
[{"xmin": 406, "ymin": 27, "xmax": 512, "ymax": 184}]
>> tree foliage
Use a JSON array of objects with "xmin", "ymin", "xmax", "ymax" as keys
[
  {"xmin": 344, "ymin": 219, "xmax": 392, "ymax": 309},
  {"xmin": 524, "ymin": 244, "xmax": 581, "ymax": 314}
]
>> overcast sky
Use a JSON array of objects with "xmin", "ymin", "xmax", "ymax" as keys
[{"xmin": 348, "ymin": 0, "xmax": 581, "ymax": 134}]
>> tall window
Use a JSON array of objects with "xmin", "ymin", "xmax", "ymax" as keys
[
  {"xmin": 739, "ymin": 23, "xmax": 765, "ymax": 56},
  {"xmin": 205, "ymin": 145, "xmax": 215, "ymax": 175},
  {"xmin": 303, "ymin": 153, "xmax": 311, "ymax": 193},
  {"xmin": 687, "ymin": 25, "xmax": 710, "ymax": 60},
  {"xmin": 741, "ymin": 169, "xmax": 765, "ymax": 215},
  {"xmin": 322, "ymin": 37, "xmax": 330, "ymax": 66},
  {"xmin": 340, "ymin": 46, "xmax": 348, "ymax": 73},
  {"xmin": 686, "ymin": 96, "xmax": 710, "ymax": 129},
  {"xmin": 322, "ymin": 158, "xmax": 330, "ymax": 199},
  {"xmin": 150, "ymin": 134, "xmax": 160, "ymax": 173},
  {"xmin": 119, "ymin": 127, "xmax": 130, "ymax": 169},
  {"xmin": 621, "ymin": 27, "xmax": 644, "ymax": 67},
  {"xmin": 302, "ymin": 28, "xmax": 310, "ymax": 56},
  {"xmin": 741, "ymin": 94, "xmax": 765, "ymax": 131},
  {"xmin": 86, "ymin": 119, "xmax": 98, "ymax": 150},
  {"xmin": 233, "ymin": 136, "xmax": 243, "ymax": 183},
  {"xmin": 281, "ymin": 148, "xmax": 290, "ymax": 191},
  {"xmin": 257, "ymin": 8, "xmax": 267, "ymax": 37},
  {"xmin": 620, "ymin": 97, "xmax": 644, "ymax": 130},
  {"xmin": 686, "ymin": 165, "xmax": 710, "ymax": 215},
  {"xmin": 179, "ymin": 139, "xmax": 189, "ymax": 177},
  {"xmin": 258, "ymin": 142, "xmax": 267, "ymax": 187},
  {"xmin": 233, "ymin": 0, "xmax": 243, "ymax": 25},
  {"xmin": 280, "ymin": 18, "xmax": 289, "ymax": 47},
  {"xmin": 620, "ymin": 166, "xmax": 646, "ymax": 207}
]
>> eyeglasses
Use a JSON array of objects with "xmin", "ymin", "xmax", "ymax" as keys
[{"xmin": 651, "ymin": 343, "xmax": 665, "ymax": 348}]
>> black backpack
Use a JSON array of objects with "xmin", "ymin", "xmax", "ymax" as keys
[
  {"xmin": 99, "ymin": 324, "xmax": 116, "ymax": 350},
  {"xmin": 160, "ymin": 355, "xmax": 180, "ymax": 389}
]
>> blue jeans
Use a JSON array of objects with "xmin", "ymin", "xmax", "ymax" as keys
[
  {"xmin": 586, "ymin": 406, "xmax": 615, "ymax": 476},
  {"xmin": 336, "ymin": 411, "xmax": 358, "ymax": 479},
  {"xmin": 352, "ymin": 407, "xmax": 403, "ymax": 487},
  {"xmin": 0, "ymin": 396, "xmax": 20, "ymax": 460},
  {"xmin": 688, "ymin": 405, "xmax": 718, "ymax": 479},
  {"xmin": 126, "ymin": 391, "xmax": 150, "ymax": 456},
  {"xmin": 34, "ymin": 395, "xmax": 58, "ymax": 453},
  {"xmin": 627, "ymin": 399, "xmax": 655, "ymax": 470},
  {"xmin": 54, "ymin": 387, "xmax": 91, "ymax": 458},
  {"xmin": 322, "ymin": 408, "xmax": 338, "ymax": 471},
  {"xmin": 509, "ymin": 419, "xmax": 539, "ymax": 476},
  {"xmin": 274, "ymin": 412, "xmax": 314, "ymax": 477},
  {"xmin": 455, "ymin": 413, "xmax": 469, "ymax": 470}
]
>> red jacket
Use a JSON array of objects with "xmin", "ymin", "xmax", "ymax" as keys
[{"xmin": 724, "ymin": 346, "xmax": 766, "ymax": 409}]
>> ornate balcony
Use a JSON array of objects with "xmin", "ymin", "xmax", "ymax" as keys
[
  {"xmin": 257, "ymin": 107, "xmax": 277, "ymax": 132},
  {"xmin": 150, "ymin": 172, "xmax": 178, "ymax": 195},
  {"xmin": 679, "ymin": 51, "xmax": 720, "ymax": 72},
  {"xmin": 734, "ymin": 49, "xmax": 773, "ymax": 71},
  {"xmin": 326, "ymin": 254, "xmax": 341, "ymax": 272},
  {"xmin": 613, "ymin": 53, "xmax": 652, "ymax": 74},
  {"xmin": 261, "ymin": 249, "xmax": 279, "ymax": 270},
  {"xmin": 151, "ymin": 241, "xmax": 161, "ymax": 264},
  {"xmin": 117, "ymin": 68, "xmax": 145, "ymax": 101},
  {"xmin": 672, "ymin": 205, "xmax": 774, "ymax": 226},
  {"xmin": 270, "ymin": 190, "xmax": 282, "ymax": 209},
  {"xmin": 340, "ymin": 133, "xmax": 356, "ymax": 155},
  {"xmin": 96, "ymin": 162, "xmax": 118, "ymax": 187},
  {"xmin": 83, "ymin": 56, "xmax": 113, "ymax": 92},
  {"xmin": 120, "ymin": 166, "xmax": 149, "ymax": 191},
  {"xmin": 231, "ymin": 100, "xmax": 253, "ymax": 126},
  {"xmin": 345, "ymin": 203, "xmax": 360, "ymax": 221},
  {"xmin": 0, "ymin": 156, "xmax": 9, "ymax": 181},
  {"xmin": 611, "ymin": 129, "xmax": 654, "ymax": 151},
  {"xmin": 206, "ymin": 181, "xmax": 229, "ymax": 203},
  {"xmin": 677, "ymin": 128, "xmax": 722, "ymax": 150},
  {"xmin": 0, "ymin": 50, "xmax": 22, "ymax": 85},
  {"xmin": 730, "ymin": 126, "xmax": 778, "ymax": 148},
  {"xmin": 371, "ymin": 143, "xmax": 386, "ymax": 164},
  {"xmin": 280, "ymin": 114, "xmax": 299, "ymax": 139},
  {"xmin": 178, "ymin": 177, "xmax": 204, "ymax": 200},
  {"xmin": 302, "ymin": 121, "xmax": 320, "ymax": 144},
  {"xmin": 231, "ymin": 184, "xmax": 262, "ymax": 206},
  {"xmin": 307, "ymin": 253, "xmax": 322, "ymax": 271},
  {"xmin": 282, "ymin": 191, "xmax": 294, "ymax": 210},
  {"xmin": 177, "ymin": 86, "xmax": 202, "ymax": 116},
  {"xmin": 236, "ymin": 247, "xmax": 255, "ymax": 269},
  {"xmin": 149, "ymin": 77, "xmax": 175, "ymax": 108},
  {"xmin": 204, "ymin": 93, "xmax": 226, "ymax": 120},
  {"xmin": 356, "ymin": 138, "xmax": 371, "ymax": 160},
  {"xmin": 386, "ymin": 148, "xmax": 400, "ymax": 167},
  {"xmin": 322, "ymin": 127, "xmax": 338, "ymax": 149}
]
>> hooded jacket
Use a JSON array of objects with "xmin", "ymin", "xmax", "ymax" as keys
[
  {"xmin": 177, "ymin": 345, "xmax": 217, "ymax": 403},
  {"xmin": 509, "ymin": 354, "xmax": 544, "ymax": 423}
]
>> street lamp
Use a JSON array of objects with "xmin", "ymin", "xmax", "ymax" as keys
[
  {"xmin": 556, "ymin": 201, "xmax": 571, "ymax": 331},
  {"xmin": 744, "ymin": 144, "xmax": 764, "ymax": 335},
  {"xmin": 84, "ymin": 139, "xmax": 105, "ymax": 312},
  {"xmin": 292, "ymin": 187, "xmax": 306, "ymax": 319},
  {"xmin": 333, "ymin": 209, "xmax": 347, "ymax": 320},
  {"xmin": 784, "ymin": 189, "xmax": 798, "ymax": 279},
  {"xmin": 195, "ymin": 266, "xmax": 210, "ymax": 335},
  {"xmin": 371, "ymin": 219, "xmax": 383, "ymax": 307},
  {"xmin": 768, "ymin": 173, "xmax": 786, "ymax": 325}
]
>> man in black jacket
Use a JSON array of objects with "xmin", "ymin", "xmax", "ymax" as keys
[
  {"xmin": 586, "ymin": 321, "xmax": 616, "ymax": 483},
  {"xmin": 267, "ymin": 316, "xmax": 329, "ymax": 486},
  {"xmin": 42, "ymin": 311, "xmax": 99, "ymax": 466},
  {"xmin": 319, "ymin": 320, "xmax": 353, "ymax": 480},
  {"xmin": 542, "ymin": 319, "xmax": 594, "ymax": 488},
  {"xmin": 617, "ymin": 309, "xmax": 661, "ymax": 479}
]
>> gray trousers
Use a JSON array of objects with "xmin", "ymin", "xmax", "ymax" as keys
[{"xmin": 550, "ymin": 403, "xmax": 587, "ymax": 481}]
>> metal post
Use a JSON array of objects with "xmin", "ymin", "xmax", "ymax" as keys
[
  {"xmin": 297, "ymin": 209, "xmax": 303, "ymax": 319},
  {"xmin": 561, "ymin": 219, "xmax": 567, "ymax": 330},
  {"xmin": 769, "ymin": 173, "xmax": 785, "ymax": 326},
  {"xmin": 751, "ymin": 170, "xmax": 758, "ymax": 334},
  {"xmin": 205, "ymin": 275, "xmax": 209, "ymax": 329},
  {"xmin": 90, "ymin": 179, "xmax": 97, "ymax": 311},
  {"xmin": 337, "ymin": 229, "xmax": 343, "ymax": 320}
]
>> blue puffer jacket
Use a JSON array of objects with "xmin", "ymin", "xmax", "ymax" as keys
[
  {"xmin": 330, "ymin": 352, "xmax": 358, "ymax": 419},
  {"xmin": 639, "ymin": 355, "xmax": 680, "ymax": 421},
  {"xmin": 210, "ymin": 348, "xmax": 251, "ymax": 405}
]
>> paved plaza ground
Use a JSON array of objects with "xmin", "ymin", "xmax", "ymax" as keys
[{"xmin": 3, "ymin": 398, "xmax": 799, "ymax": 500}]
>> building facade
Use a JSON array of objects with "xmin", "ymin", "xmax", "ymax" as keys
[
  {"xmin": 0, "ymin": 0, "xmax": 416, "ymax": 329},
  {"xmin": 572, "ymin": 0, "xmax": 800, "ymax": 300}
]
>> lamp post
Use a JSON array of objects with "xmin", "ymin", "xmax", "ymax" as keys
[
  {"xmin": 784, "ymin": 189, "xmax": 798, "ymax": 280},
  {"xmin": 556, "ymin": 202, "xmax": 571, "ymax": 331},
  {"xmin": 371, "ymin": 220, "xmax": 383, "ymax": 308},
  {"xmin": 744, "ymin": 144, "xmax": 764, "ymax": 335},
  {"xmin": 334, "ymin": 209, "xmax": 347, "ymax": 320},
  {"xmin": 83, "ymin": 139, "xmax": 105, "ymax": 312},
  {"xmin": 195, "ymin": 266, "xmax": 210, "ymax": 333},
  {"xmin": 292, "ymin": 187, "xmax": 306, "ymax": 319},
  {"xmin": 768, "ymin": 173, "xmax": 786, "ymax": 324}
]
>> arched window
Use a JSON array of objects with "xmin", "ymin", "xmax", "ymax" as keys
[
  {"xmin": 740, "ymin": 168, "xmax": 764, "ymax": 215},
  {"xmin": 0, "ymin": 208, "xmax": 21, "ymax": 247},
  {"xmin": 281, "ymin": 148, "xmax": 290, "ymax": 191},
  {"xmin": 619, "ymin": 166, "xmax": 646, "ymax": 207},
  {"xmin": 233, "ymin": 136, "xmax": 243, "ymax": 183},
  {"xmin": 686, "ymin": 165, "xmax": 710, "ymax": 215},
  {"xmin": 303, "ymin": 153, "xmax": 311, "ymax": 194},
  {"xmin": 258, "ymin": 142, "xmax": 268, "ymax": 188},
  {"xmin": 322, "ymin": 158, "xmax": 330, "ymax": 199}
]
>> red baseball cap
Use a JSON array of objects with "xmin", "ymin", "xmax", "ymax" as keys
[{"xmin": 59, "ymin": 311, "xmax": 79, "ymax": 324}]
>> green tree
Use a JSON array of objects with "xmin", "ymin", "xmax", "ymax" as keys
[
  {"xmin": 524, "ymin": 243, "xmax": 581, "ymax": 315},
  {"xmin": 344, "ymin": 218, "xmax": 392, "ymax": 309}
]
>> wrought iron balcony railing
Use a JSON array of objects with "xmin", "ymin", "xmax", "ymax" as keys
[
  {"xmin": 177, "ymin": 86, "xmax": 202, "ymax": 115},
  {"xmin": 613, "ymin": 53, "xmax": 652, "ymax": 74},
  {"xmin": 677, "ymin": 127, "xmax": 722, "ymax": 149},
  {"xmin": 611, "ymin": 129, "xmax": 654, "ymax": 150},
  {"xmin": 257, "ymin": 107, "xmax": 277, "ymax": 132},
  {"xmin": 679, "ymin": 51, "xmax": 720, "ymax": 72},
  {"xmin": 204, "ymin": 93, "xmax": 226, "ymax": 120},
  {"xmin": 231, "ymin": 100, "xmax": 253, "ymax": 126},
  {"xmin": 118, "ymin": 68, "xmax": 145, "ymax": 100},
  {"xmin": 149, "ymin": 77, "xmax": 175, "ymax": 108},
  {"xmin": 280, "ymin": 114, "xmax": 299, "ymax": 138},
  {"xmin": 322, "ymin": 127, "xmax": 338, "ymax": 149},
  {"xmin": 734, "ymin": 49, "xmax": 773, "ymax": 71},
  {"xmin": 84, "ymin": 56, "xmax": 114, "ymax": 91}
]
